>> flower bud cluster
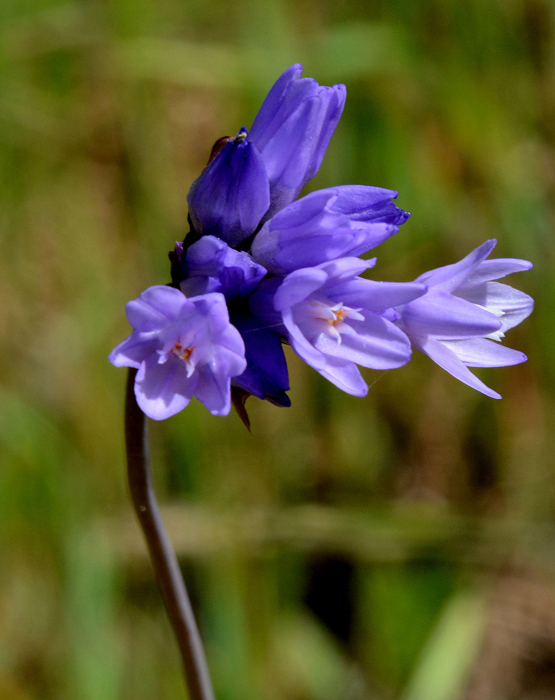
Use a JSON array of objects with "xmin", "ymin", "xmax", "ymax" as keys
[{"xmin": 110, "ymin": 65, "xmax": 533, "ymax": 420}]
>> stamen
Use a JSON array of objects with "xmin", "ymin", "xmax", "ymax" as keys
[
  {"xmin": 171, "ymin": 341, "xmax": 194, "ymax": 363},
  {"xmin": 327, "ymin": 307, "xmax": 345, "ymax": 326}
]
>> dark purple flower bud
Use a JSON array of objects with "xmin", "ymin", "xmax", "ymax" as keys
[
  {"xmin": 187, "ymin": 128, "xmax": 270, "ymax": 247},
  {"xmin": 249, "ymin": 64, "xmax": 346, "ymax": 217},
  {"xmin": 180, "ymin": 235, "xmax": 267, "ymax": 301},
  {"xmin": 252, "ymin": 187, "xmax": 409, "ymax": 275},
  {"xmin": 230, "ymin": 313, "xmax": 291, "ymax": 407},
  {"xmin": 397, "ymin": 239, "xmax": 533, "ymax": 398}
]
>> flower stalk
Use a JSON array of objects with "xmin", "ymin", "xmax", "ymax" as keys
[{"xmin": 125, "ymin": 367, "xmax": 215, "ymax": 700}]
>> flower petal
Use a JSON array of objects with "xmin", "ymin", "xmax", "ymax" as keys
[
  {"xmin": 248, "ymin": 277, "xmax": 285, "ymax": 330},
  {"xmin": 251, "ymin": 191, "xmax": 352, "ymax": 274},
  {"xmin": 108, "ymin": 330, "xmax": 160, "ymax": 368},
  {"xmin": 135, "ymin": 354, "xmax": 198, "ymax": 420},
  {"xmin": 305, "ymin": 85, "xmax": 346, "ymax": 186},
  {"xmin": 442, "ymin": 338, "xmax": 527, "ymax": 367},
  {"xmin": 126, "ymin": 286, "xmax": 189, "ymax": 331},
  {"xmin": 328, "ymin": 279, "xmax": 427, "ymax": 312},
  {"xmin": 318, "ymin": 256, "xmax": 375, "ymax": 283},
  {"xmin": 316, "ymin": 356, "xmax": 368, "ymax": 397},
  {"xmin": 314, "ymin": 312, "xmax": 412, "ymax": 369},
  {"xmin": 259, "ymin": 93, "xmax": 340, "ymax": 208},
  {"xmin": 464, "ymin": 258, "xmax": 533, "ymax": 285},
  {"xmin": 282, "ymin": 307, "xmax": 326, "ymax": 370},
  {"xmin": 455, "ymin": 281, "xmax": 534, "ymax": 332},
  {"xmin": 402, "ymin": 290, "xmax": 502, "ymax": 339},
  {"xmin": 248, "ymin": 64, "xmax": 305, "ymax": 148},
  {"xmin": 194, "ymin": 365, "xmax": 231, "ymax": 415},
  {"xmin": 415, "ymin": 240, "xmax": 497, "ymax": 292},
  {"xmin": 231, "ymin": 313, "xmax": 290, "ymax": 406},
  {"xmin": 413, "ymin": 336, "xmax": 501, "ymax": 399},
  {"xmin": 273, "ymin": 267, "xmax": 328, "ymax": 311}
]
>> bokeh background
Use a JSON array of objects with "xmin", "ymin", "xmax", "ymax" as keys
[{"xmin": 0, "ymin": 0, "xmax": 553, "ymax": 698}]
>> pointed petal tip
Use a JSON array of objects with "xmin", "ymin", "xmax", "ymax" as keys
[
  {"xmin": 108, "ymin": 349, "xmax": 138, "ymax": 368},
  {"xmin": 209, "ymin": 404, "xmax": 232, "ymax": 417},
  {"xmin": 334, "ymin": 83, "xmax": 347, "ymax": 98},
  {"xmin": 485, "ymin": 239, "xmax": 497, "ymax": 253}
]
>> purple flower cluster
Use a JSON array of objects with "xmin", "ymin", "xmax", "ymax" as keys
[{"xmin": 110, "ymin": 65, "xmax": 533, "ymax": 420}]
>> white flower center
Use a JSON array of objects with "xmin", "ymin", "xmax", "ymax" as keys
[
  {"xmin": 305, "ymin": 300, "xmax": 363, "ymax": 343},
  {"xmin": 171, "ymin": 340, "xmax": 196, "ymax": 376}
]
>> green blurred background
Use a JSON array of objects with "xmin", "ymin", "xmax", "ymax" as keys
[{"xmin": 0, "ymin": 0, "xmax": 552, "ymax": 698}]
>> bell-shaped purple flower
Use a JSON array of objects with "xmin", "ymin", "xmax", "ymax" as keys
[
  {"xmin": 249, "ymin": 64, "xmax": 346, "ymax": 217},
  {"xmin": 180, "ymin": 235, "xmax": 267, "ymax": 300},
  {"xmin": 187, "ymin": 128, "xmax": 270, "ymax": 247},
  {"xmin": 109, "ymin": 286, "xmax": 246, "ymax": 419},
  {"xmin": 397, "ymin": 239, "xmax": 533, "ymax": 398},
  {"xmin": 250, "ymin": 258, "xmax": 426, "ymax": 396},
  {"xmin": 251, "ymin": 186, "xmax": 409, "ymax": 275}
]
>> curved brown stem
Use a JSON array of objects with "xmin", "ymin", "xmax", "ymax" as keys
[{"xmin": 125, "ymin": 368, "xmax": 215, "ymax": 700}]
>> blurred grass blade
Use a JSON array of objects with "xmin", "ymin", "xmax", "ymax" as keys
[
  {"xmin": 401, "ymin": 588, "xmax": 488, "ymax": 700},
  {"xmin": 272, "ymin": 611, "xmax": 377, "ymax": 700}
]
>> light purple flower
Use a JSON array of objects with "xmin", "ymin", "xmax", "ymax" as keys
[
  {"xmin": 398, "ymin": 239, "xmax": 533, "ymax": 398},
  {"xmin": 250, "ymin": 258, "xmax": 426, "ymax": 396},
  {"xmin": 249, "ymin": 64, "xmax": 346, "ymax": 217},
  {"xmin": 109, "ymin": 286, "xmax": 246, "ymax": 419},
  {"xmin": 251, "ymin": 186, "xmax": 409, "ymax": 275}
]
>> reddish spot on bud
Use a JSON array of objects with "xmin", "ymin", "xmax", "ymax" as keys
[{"xmin": 208, "ymin": 136, "xmax": 233, "ymax": 164}]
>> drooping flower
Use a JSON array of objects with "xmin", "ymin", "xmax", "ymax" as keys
[
  {"xmin": 397, "ymin": 239, "xmax": 533, "ymax": 398},
  {"xmin": 109, "ymin": 286, "xmax": 246, "ymax": 419},
  {"xmin": 251, "ymin": 186, "xmax": 409, "ymax": 275},
  {"xmin": 250, "ymin": 257, "xmax": 426, "ymax": 396}
]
